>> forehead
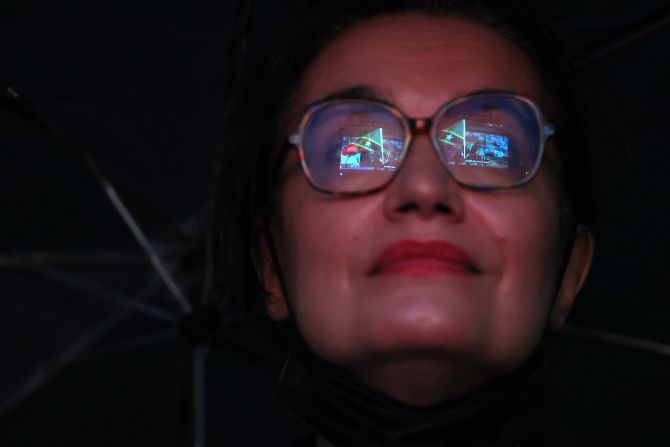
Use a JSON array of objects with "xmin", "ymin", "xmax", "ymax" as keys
[{"xmin": 299, "ymin": 14, "xmax": 544, "ymax": 116}]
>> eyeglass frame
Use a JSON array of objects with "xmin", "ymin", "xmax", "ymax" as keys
[{"xmin": 287, "ymin": 91, "xmax": 556, "ymax": 195}]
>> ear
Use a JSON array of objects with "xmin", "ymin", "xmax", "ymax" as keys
[
  {"xmin": 549, "ymin": 225, "xmax": 595, "ymax": 328},
  {"xmin": 259, "ymin": 232, "xmax": 290, "ymax": 322}
]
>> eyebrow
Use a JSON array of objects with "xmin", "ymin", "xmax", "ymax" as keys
[
  {"xmin": 318, "ymin": 85, "xmax": 391, "ymax": 102},
  {"xmin": 469, "ymin": 87, "xmax": 519, "ymax": 97},
  {"xmin": 318, "ymin": 86, "xmax": 522, "ymax": 105}
]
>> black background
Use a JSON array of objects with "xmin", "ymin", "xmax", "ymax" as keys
[{"xmin": 1, "ymin": 0, "xmax": 669, "ymax": 446}]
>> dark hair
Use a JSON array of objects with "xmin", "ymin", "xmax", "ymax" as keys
[{"xmin": 213, "ymin": 0, "xmax": 595, "ymax": 316}]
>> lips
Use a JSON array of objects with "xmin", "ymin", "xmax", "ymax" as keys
[{"xmin": 369, "ymin": 240, "xmax": 480, "ymax": 276}]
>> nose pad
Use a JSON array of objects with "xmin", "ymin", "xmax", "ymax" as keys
[{"xmin": 383, "ymin": 134, "xmax": 465, "ymax": 221}]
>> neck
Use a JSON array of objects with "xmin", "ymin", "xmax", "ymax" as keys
[
  {"xmin": 349, "ymin": 354, "xmax": 497, "ymax": 406},
  {"xmin": 278, "ymin": 345, "xmax": 546, "ymax": 447}
]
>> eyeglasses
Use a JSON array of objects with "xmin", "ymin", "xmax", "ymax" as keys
[{"xmin": 288, "ymin": 92, "xmax": 555, "ymax": 194}]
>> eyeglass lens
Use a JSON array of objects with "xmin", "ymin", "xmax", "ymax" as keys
[{"xmin": 300, "ymin": 96, "xmax": 542, "ymax": 193}]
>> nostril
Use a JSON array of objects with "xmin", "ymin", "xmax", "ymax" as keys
[
  {"xmin": 396, "ymin": 202, "xmax": 452, "ymax": 215},
  {"xmin": 434, "ymin": 203, "xmax": 451, "ymax": 214},
  {"xmin": 398, "ymin": 203, "xmax": 419, "ymax": 213}
]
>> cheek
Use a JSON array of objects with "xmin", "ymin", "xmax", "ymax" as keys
[
  {"xmin": 274, "ymin": 176, "xmax": 379, "ymax": 356},
  {"xmin": 467, "ymin": 177, "xmax": 564, "ymax": 364}
]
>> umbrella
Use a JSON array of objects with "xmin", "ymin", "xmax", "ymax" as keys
[
  {"xmin": 1, "ymin": 77, "xmax": 195, "ymax": 444},
  {"xmin": 1, "ymin": 0, "xmax": 669, "ymax": 445}
]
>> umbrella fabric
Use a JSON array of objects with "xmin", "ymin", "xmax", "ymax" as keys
[{"xmin": 1, "ymin": 1, "xmax": 669, "ymax": 446}]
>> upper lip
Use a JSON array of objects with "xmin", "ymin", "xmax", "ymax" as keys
[{"xmin": 369, "ymin": 239, "xmax": 481, "ymax": 275}]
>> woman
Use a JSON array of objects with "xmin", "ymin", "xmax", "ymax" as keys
[{"xmin": 215, "ymin": 0, "xmax": 595, "ymax": 445}]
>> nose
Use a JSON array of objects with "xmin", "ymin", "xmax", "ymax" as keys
[{"xmin": 383, "ymin": 133, "xmax": 465, "ymax": 222}]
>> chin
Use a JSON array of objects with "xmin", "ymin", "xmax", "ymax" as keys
[
  {"xmin": 359, "ymin": 309, "xmax": 485, "ymax": 360},
  {"xmin": 360, "ymin": 293, "xmax": 488, "ymax": 353}
]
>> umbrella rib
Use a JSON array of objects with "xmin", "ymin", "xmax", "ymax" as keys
[
  {"xmin": 2, "ymin": 86, "xmax": 192, "ymax": 314},
  {"xmin": 102, "ymin": 181, "xmax": 192, "ymax": 314},
  {"xmin": 0, "ymin": 311, "xmax": 129, "ymax": 418},
  {"xmin": 560, "ymin": 324, "xmax": 670, "ymax": 357},
  {"xmin": 192, "ymin": 346, "xmax": 208, "ymax": 447},
  {"xmin": 577, "ymin": 6, "xmax": 670, "ymax": 67},
  {"xmin": 35, "ymin": 266, "xmax": 178, "ymax": 323},
  {"xmin": 0, "ymin": 251, "xmax": 145, "ymax": 266}
]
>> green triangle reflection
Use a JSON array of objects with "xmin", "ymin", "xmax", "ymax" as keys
[
  {"xmin": 439, "ymin": 119, "xmax": 465, "ymax": 146},
  {"xmin": 351, "ymin": 128, "xmax": 383, "ymax": 154},
  {"xmin": 439, "ymin": 119, "xmax": 475, "ymax": 159}
]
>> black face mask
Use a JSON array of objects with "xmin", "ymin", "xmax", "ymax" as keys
[{"xmin": 277, "ymin": 344, "xmax": 547, "ymax": 447}]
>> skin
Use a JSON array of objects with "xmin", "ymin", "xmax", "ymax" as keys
[{"xmin": 263, "ymin": 14, "xmax": 594, "ymax": 405}]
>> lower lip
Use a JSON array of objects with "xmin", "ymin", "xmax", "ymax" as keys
[{"xmin": 377, "ymin": 258, "xmax": 473, "ymax": 277}]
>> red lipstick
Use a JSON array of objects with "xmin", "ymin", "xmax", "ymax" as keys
[{"xmin": 370, "ymin": 240, "xmax": 480, "ymax": 277}]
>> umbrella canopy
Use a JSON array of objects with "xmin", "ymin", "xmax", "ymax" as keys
[{"xmin": 1, "ymin": 0, "xmax": 669, "ymax": 446}]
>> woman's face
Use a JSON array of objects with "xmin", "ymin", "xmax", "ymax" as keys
[{"xmin": 264, "ymin": 14, "xmax": 592, "ymax": 404}]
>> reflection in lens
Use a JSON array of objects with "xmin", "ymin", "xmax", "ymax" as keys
[
  {"xmin": 437, "ymin": 118, "xmax": 510, "ymax": 169},
  {"xmin": 338, "ymin": 127, "xmax": 405, "ymax": 172},
  {"xmin": 303, "ymin": 102, "xmax": 404, "ymax": 192},
  {"xmin": 435, "ymin": 96, "xmax": 540, "ymax": 188},
  {"xmin": 301, "ymin": 96, "xmax": 541, "ymax": 192}
]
